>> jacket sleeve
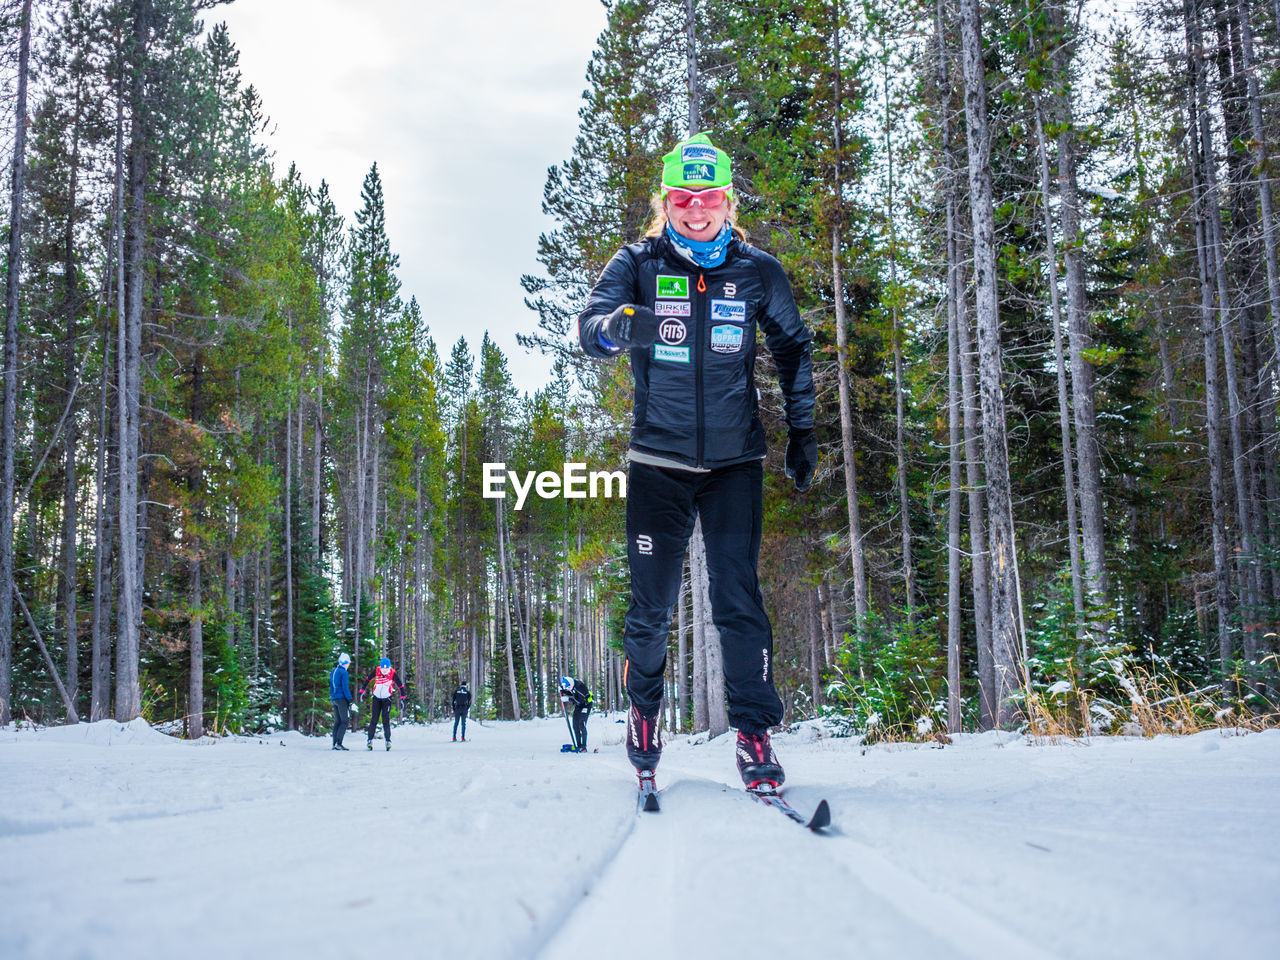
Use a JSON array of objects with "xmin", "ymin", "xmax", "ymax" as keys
[
  {"xmin": 578, "ymin": 248, "xmax": 638, "ymax": 358},
  {"xmin": 756, "ymin": 254, "xmax": 815, "ymax": 431}
]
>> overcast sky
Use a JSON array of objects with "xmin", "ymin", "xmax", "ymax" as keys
[{"xmin": 216, "ymin": 0, "xmax": 609, "ymax": 394}]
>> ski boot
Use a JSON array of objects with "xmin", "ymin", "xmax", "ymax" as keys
[
  {"xmin": 366, "ymin": 740, "xmax": 373, "ymax": 751},
  {"xmin": 626, "ymin": 705, "xmax": 662, "ymax": 772},
  {"xmin": 735, "ymin": 730, "xmax": 785, "ymax": 790},
  {"xmin": 452, "ymin": 736, "xmax": 457, "ymax": 742},
  {"xmin": 385, "ymin": 742, "xmax": 391, "ymax": 751}
]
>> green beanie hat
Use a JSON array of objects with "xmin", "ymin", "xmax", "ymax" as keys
[{"xmin": 661, "ymin": 133, "xmax": 732, "ymax": 189}]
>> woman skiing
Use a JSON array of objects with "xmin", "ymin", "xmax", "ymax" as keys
[
  {"xmin": 359, "ymin": 657, "xmax": 406, "ymax": 751},
  {"xmin": 577, "ymin": 133, "xmax": 816, "ymax": 792}
]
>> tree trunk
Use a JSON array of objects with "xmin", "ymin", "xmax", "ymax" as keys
[
  {"xmin": 936, "ymin": 0, "xmax": 964, "ymax": 733},
  {"xmin": 829, "ymin": 10, "xmax": 870, "ymax": 642},
  {"xmin": 691, "ymin": 517, "xmax": 726, "ymax": 735},
  {"xmin": 1233, "ymin": 0, "xmax": 1280, "ymax": 363},
  {"xmin": 497, "ymin": 499, "xmax": 520, "ymax": 720},
  {"xmin": 1186, "ymin": 0, "xmax": 1234, "ymax": 678},
  {"xmin": 285, "ymin": 399, "xmax": 294, "ymax": 728},
  {"xmin": 188, "ymin": 559, "xmax": 202, "ymax": 737},
  {"xmin": 807, "ymin": 587, "xmax": 822, "ymax": 713},
  {"xmin": 960, "ymin": 0, "xmax": 1022, "ymax": 725},
  {"xmin": 685, "ymin": 0, "xmax": 699, "ymax": 134},
  {"xmin": 90, "ymin": 314, "xmax": 114, "ymax": 721},
  {"xmin": 1031, "ymin": 93, "xmax": 1085, "ymax": 624},
  {"xmin": 0, "ymin": 0, "xmax": 33, "ymax": 726},
  {"xmin": 676, "ymin": 574, "xmax": 688, "ymax": 730},
  {"xmin": 1050, "ymin": 1, "xmax": 1107, "ymax": 607},
  {"xmin": 61, "ymin": 79, "xmax": 85, "ymax": 709},
  {"xmin": 882, "ymin": 51, "xmax": 917, "ymax": 618},
  {"xmin": 115, "ymin": 0, "xmax": 149, "ymax": 721}
]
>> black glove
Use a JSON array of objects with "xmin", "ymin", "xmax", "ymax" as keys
[
  {"xmin": 601, "ymin": 303, "xmax": 660, "ymax": 349},
  {"xmin": 785, "ymin": 426, "xmax": 818, "ymax": 492}
]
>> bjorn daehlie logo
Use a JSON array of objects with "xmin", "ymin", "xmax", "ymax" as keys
[
  {"xmin": 659, "ymin": 319, "xmax": 687, "ymax": 345},
  {"xmin": 636, "ymin": 534, "xmax": 653, "ymax": 556}
]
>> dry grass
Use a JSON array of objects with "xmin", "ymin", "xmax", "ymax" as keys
[{"xmin": 1023, "ymin": 662, "xmax": 1280, "ymax": 742}]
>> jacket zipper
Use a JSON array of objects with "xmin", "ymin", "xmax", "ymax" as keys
[{"xmin": 695, "ymin": 272, "xmax": 706, "ymax": 467}]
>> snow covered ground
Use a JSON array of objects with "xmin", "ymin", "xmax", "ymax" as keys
[{"xmin": 4, "ymin": 713, "xmax": 1278, "ymax": 960}]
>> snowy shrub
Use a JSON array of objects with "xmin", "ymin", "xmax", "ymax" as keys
[{"xmin": 821, "ymin": 611, "xmax": 946, "ymax": 741}]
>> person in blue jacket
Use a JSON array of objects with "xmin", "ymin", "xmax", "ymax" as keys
[
  {"xmin": 577, "ymin": 133, "xmax": 816, "ymax": 790},
  {"xmin": 329, "ymin": 652, "xmax": 353, "ymax": 750}
]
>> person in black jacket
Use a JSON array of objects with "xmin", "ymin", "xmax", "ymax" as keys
[
  {"xmin": 451, "ymin": 681, "xmax": 472, "ymax": 742},
  {"xmin": 559, "ymin": 676, "xmax": 592, "ymax": 752},
  {"xmin": 578, "ymin": 133, "xmax": 816, "ymax": 791}
]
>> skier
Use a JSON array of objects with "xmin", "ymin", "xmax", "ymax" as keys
[
  {"xmin": 329, "ymin": 652, "xmax": 353, "ymax": 751},
  {"xmin": 451, "ymin": 680, "xmax": 472, "ymax": 742},
  {"xmin": 577, "ymin": 133, "xmax": 816, "ymax": 791},
  {"xmin": 559, "ymin": 676, "xmax": 592, "ymax": 753},
  {"xmin": 359, "ymin": 657, "xmax": 407, "ymax": 751}
]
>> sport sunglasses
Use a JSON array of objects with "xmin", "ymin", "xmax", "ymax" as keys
[{"xmin": 663, "ymin": 184, "xmax": 731, "ymax": 209}]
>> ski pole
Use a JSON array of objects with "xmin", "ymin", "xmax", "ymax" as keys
[{"xmin": 562, "ymin": 702, "xmax": 576, "ymax": 750}]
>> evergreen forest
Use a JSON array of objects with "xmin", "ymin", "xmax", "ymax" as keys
[{"xmin": 2, "ymin": 0, "xmax": 1278, "ymax": 739}]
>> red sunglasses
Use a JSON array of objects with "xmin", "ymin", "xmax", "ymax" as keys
[{"xmin": 664, "ymin": 185, "xmax": 730, "ymax": 209}]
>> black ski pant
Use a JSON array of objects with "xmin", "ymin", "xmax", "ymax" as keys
[
  {"xmin": 331, "ymin": 698, "xmax": 350, "ymax": 746},
  {"xmin": 573, "ymin": 704, "xmax": 591, "ymax": 752},
  {"xmin": 623, "ymin": 459, "xmax": 783, "ymax": 734},
  {"xmin": 366, "ymin": 697, "xmax": 393, "ymax": 743},
  {"xmin": 452, "ymin": 711, "xmax": 467, "ymax": 739}
]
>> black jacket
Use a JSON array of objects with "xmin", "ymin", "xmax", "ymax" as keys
[
  {"xmin": 561, "ymin": 678, "xmax": 592, "ymax": 711},
  {"xmin": 578, "ymin": 234, "xmax": 814, "ymax": 470},
  {"xmin": 452, "ymin": 686, "xmax": 472, "ymax": 714}
]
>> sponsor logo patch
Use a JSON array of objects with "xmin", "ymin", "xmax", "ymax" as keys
[
  {"xmin": 682, "ymin": 162, "xmax": 716, "ymax": 182},
  {"xmin": 723, "ymin": 283, "xmax": 737, "ymax": 297},
  {"xmin": 654, "ymin": 301, "xmax": 691, "ymax": 317},
  {"xmin": 636, "ymin": 534, "xmax": 653, "ymax": 556},
  {"xmin": 710, "ymin": 299, "xmax": 747, "ymax": 322},
  {"xmin": 681, "ymin": 144, "xmax": 718, "ymax": 164},
  {"xmin": 710, "ymin": 324, "xmax": 744, "ymax": 354},
  {"xmin": 656, "ymin": 275, "xmax": 689, "ymax": 299},
  {"xmin": 658, "ymin": 319, "xmax": 688, "ymax": 345},
  {"xmin": 653, "ymin": 344, "xmax": 691, "ymax": 363}
]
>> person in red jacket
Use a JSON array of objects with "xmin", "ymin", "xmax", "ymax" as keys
[{"xmin": 359, "ymin": 657, "xmax": 406, "ymax": 751}]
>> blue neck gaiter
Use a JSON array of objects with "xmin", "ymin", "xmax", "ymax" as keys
[{"xmin": 666, "ymin": 223, "xmax": 733, "ymax": 269}]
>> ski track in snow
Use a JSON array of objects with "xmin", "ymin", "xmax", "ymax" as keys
[{"xmin": 4, "ymin": 716, "xmax": 1279, "ymax": 960}]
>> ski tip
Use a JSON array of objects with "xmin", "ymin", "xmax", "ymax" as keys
[
  {"xmin": 806, "ymin": 799, "xmax": 831, "ymax": 831},
  {"xmin": 642, "ymin": 793, "xmax": 660, "ymax": 813}
]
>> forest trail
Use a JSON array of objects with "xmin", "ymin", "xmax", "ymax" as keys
[{"xmin": 5, "ymin": 717, "xmax": 1279, "ymax": 960}]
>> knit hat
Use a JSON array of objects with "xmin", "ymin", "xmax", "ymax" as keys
[
  {"xmin": 560, "ymin": 676, "xmax": 573, "ymax": 691},
  {"xmin": 380, "ymin": 657, "xmax": 391, "ymax": 669},
  {"xmin": 338, "ymin": 653, "xmax": 351, "ymax": 666},
  {"xmin": 661, "ymin": 133, "xmax": 732, "ymax": 189}
]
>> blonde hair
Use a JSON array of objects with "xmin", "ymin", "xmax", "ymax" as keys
[{"xmin": 643, "ymin": 190, "xmax": 748, "ymax": 241}]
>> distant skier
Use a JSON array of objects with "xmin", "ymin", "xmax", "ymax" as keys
[
  {"xmin": 451, "ymin": 681, "xmax": 472, "ymax": 742},
  {"xmin": 329, "ymin": 652, "xmax": 353, "ymax": 751},
  {"xmin": 577, "ymin": 133, "xmax": 815, "ymax": 791},
  {"xmin": 560, "ymin": 676, "xmax": 592, "ymax": 753},
  {"xmin": 360, "ymin": 657, "xmax": 406, "ymax": 751}
]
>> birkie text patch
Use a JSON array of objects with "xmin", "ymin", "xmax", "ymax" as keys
[{"xmin": 654, "ymin": 301, "xmax": 691, "ymax": 317}]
